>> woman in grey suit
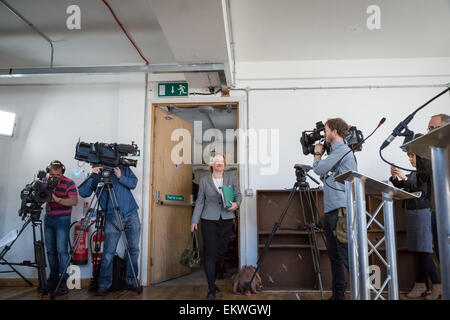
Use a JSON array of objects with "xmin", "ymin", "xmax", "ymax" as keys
[{"xmin": 191, "ymin": 154, "xmax": 242, "ymax": 300}]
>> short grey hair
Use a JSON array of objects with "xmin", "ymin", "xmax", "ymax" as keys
[{"xmin": 431, "ymin": 113, "xmax": 450, "ymax": 124}]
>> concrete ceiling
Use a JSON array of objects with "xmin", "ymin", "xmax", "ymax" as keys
[
  {"xmin": 0, "ymin": 0, "xmax": 231, "ymax": 86},
  {"xmin": 165, "ymin": 105, "xmax": 237, "ymax": 132},
  {"xmin": 0, "ymin": 0, "xmax": 176, "ymax": 67},
  {"xmin": 230, "ymin": 0, "xmax": 450, "ymax": 61},
  {"xmin": 0, "ymin": 0, "xmax": 448, "ymax": 87}
]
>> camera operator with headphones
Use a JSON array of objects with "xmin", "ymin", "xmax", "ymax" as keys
[
  {"xmin": 78, "ymin": 164, "xmax": 140, "ymax": 297},
  {"xmin": 44, "ymin": 160, "xmax": 78, "ymax": 296},
  {"xmin": 312, "ymin": 118, "xmax": 357, "ymax": 300}
]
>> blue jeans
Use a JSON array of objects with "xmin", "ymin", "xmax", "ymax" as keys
[
  {"xmin": 44, "ymin": 214, "xmax": 71, "ymax": 280},
  {"xmin": 98, "ymin": 211, "xmax": 141, "ymax": 289}
]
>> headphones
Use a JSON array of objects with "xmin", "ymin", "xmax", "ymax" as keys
[{"xmin": 46, "ymin": 160, "xmax": 66, "ymax": 174}]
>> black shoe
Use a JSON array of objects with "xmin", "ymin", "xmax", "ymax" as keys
[
  {"xmin": 214, "ymin": 285, "xmax": 222, "ymax": 296},
  {"xmin": 207, "ymin": 289, "xmax": 216, "ymax": 300},
  {"xmin": 46, "ymin": 277, "xmax": 58, "ymax": 291},
  {"xmin": 55, "ymin": 281, "xmax": 69, "ymax": 296},
  {"xmin": 96, "ymin": 287, "xmax": 108, "ymax": 297},
  {"xmin": 125, "ymin": 282, "xmax": 139, "ymax": 292},
  {"xmin": 328, "ymin": 292, "xmax": 345, "ymax": 300}
]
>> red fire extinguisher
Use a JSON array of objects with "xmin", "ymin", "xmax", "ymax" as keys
[
  {"xmin": 91, "ymin": 230, "xmax": 105, "ymax": 273},
  {"xmin": 70, "ymin": 219, "xmax": 89, "ymax": 265}
]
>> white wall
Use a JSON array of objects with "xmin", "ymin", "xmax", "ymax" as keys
[
  {"xmin": 0, "ymin": 57, "xmax": 448, "ymax": 284},
  {"xmin": 0, "ymin": 75, "xmax": 147, "ymax": 281},
  {"xmin": 233, "ymin": 57, "xmax": 450, "ymax": 266}
]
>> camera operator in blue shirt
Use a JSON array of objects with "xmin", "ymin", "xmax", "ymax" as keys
[
  {"xmin": 78, "ymin": 165, "xmax": 140, "ymax": 296},
  {"xmin": 312, "ymin": 118, "xmax": 358, "ymax": 300}
]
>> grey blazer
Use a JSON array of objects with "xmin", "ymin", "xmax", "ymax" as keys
[{"xmin": 191, "ymin": 171, "xmax": 242, "ymax": 224}]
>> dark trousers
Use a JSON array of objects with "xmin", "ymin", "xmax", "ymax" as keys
[
  {"xmin": 431, "ymin": 211, "xmax": 440, "ymax": 261},
  {"xmin": 415, "ymin": 252, "xmax": 440, "ymax": 284},
  {"xmin": 323, "ymin": 209, "xmax": 349, "ymax": 295},
  {"xmin": 201, "ymin": 218, "xmax": 234, "ymax": 291}
]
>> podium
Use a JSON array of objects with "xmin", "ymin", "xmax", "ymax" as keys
[
  {"xmin": 402, "ymin": 123, "xmax": 450, "ymax": 300},
  {"xmin": 334, "ymin": 171, "xmax": 419, "ymax": 300}
]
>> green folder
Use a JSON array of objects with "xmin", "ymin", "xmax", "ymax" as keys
[{"xmin": 222, "ymin": 185, "xmax": 235, "ymax": 208}]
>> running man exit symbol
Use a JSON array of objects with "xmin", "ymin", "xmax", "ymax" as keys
[{"xmin": 158, "ymin": 83, "xmax": 189, "ymax": 97}]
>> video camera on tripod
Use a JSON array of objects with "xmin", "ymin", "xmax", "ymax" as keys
[
  {"xmin": 19, "ymin": 170, "xmax": 58, "ymax": 220},
  {"xmin": 75, "ymin": 140, "xmax": 139, "ymax": 168},
  {"xmin": 0, "ymin": 170, "xmax": 55, "ymax": 298},
  {"xmin": 300, "ymin": 121, "xmax": 364, "ymax": 155}
]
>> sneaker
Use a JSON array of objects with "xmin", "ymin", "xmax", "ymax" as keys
[{"xmin": 96, "ymin": 286, "xmax": 108, "ymax": 297}]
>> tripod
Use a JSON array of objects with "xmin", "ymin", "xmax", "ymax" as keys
[
  {"xmin": 52, "ymin": 168, "xmax": 143, "ymax": 299},
  {"xmin": 0, "ymin": 208, "xmax": 49, "ymax": 299},
  {"xmin": 246, "ymin": 164, "xmax": 325, "ymax": 299},
  {"xmin": 68, "ymin": 206, "xmax": 107, "ymax": 292}
]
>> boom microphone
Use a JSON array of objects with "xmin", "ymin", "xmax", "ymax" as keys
[
  {"xmin": 380, "ymin": 114, "xmax": 413, "ymax": 150},
  {"xmin": 380, "ymin": 87, "xmax": 449, "ymax": 151}
]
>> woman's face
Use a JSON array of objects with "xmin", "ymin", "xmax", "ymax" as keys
[
  {"xmin": 211, "ymin": 155, "xmax": 225, "ymax": 172},
  {"xmin": 408, "ymin": 153, "xmax": 416, "ymax": 168}
]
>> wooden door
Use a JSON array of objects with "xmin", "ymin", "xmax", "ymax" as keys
[{"xmin": 150, "ymin": 107, "xmax": 193, "ymax": 284}]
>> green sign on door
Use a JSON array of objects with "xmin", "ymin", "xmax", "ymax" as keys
[
  {"xmin": 165, "ymin": 194, "xmax": 185, "ymax": 201},
  {"xmin": 158, "ymin": 83, "xmax": 189, "ymax": 97}
]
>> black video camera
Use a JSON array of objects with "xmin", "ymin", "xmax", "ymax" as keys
[
  {"xmin": 300, "ymin": 121, "xmax": 327, "ymax": 155},
  {"xmin": 300, "ymin": 122, "xmax": 364, "ymax": 155},
  {"xmin": 75, "ymin": 141, "xmax": 138, "ymax": 168},
  {"xmin": 19, "ymin": 170, "xmax": 58, "ymax": 219}
]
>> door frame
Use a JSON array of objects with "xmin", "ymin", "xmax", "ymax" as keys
[{"xmin": 147, "ymin": 101, "xmax": 241, "ymax": 284}]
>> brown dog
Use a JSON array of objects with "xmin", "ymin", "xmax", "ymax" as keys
[{"xmin": 231, "ymin": 265, "xmax": 262, "ymax": 295}]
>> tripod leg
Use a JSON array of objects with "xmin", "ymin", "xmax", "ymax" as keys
[
  {"xmin": 305, "ymin": 188, "xmax": 325, "ymax": 299},
  {"xmin": 33, "ymin": 220, "xmax": 49, "ymax": 298},
  {"xmin": 107, "ymin": 188, "xmax": 142, "ymax": 295},
  {"xmin": 299, "ymin": 187, "xmax": 324, "ymax": 299},
  {"xmin": 89, "ymin": 216, "xmax": 105, "ymax": 292},
  {"xmin": 0, "ymin": 219, "xmax": 34, "ymax": 287},
  {"xmin": 246, "ymin": 183, "xmax": 300, "ymax": 293},
  {"xmin": 52, "ymin": 188, "xmax": 102, "ymax": 299}
]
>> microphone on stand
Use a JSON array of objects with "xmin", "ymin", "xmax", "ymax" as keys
[{"xmin": 380, "ymin": 114, "xmax": 413, "ymax": 151}]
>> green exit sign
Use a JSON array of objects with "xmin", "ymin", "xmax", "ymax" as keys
[
  {"xmin": 158, "ymin": 83, "xmax": 188, "ymax": 97},
  {"xmin": 165, "ymin": 194, "xmax": 185, "ymax": 201}
]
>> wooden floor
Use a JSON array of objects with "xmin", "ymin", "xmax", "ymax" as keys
[
  {"xmin": 0, "ymin": 284, "xmax": 327, "ymax": 300},
  {"xmin": 0, "ymin": 284, "xmax": 429, "ymax": 300},
  {"xmin": 0, "ymin": 270, "xmax": 430, "ymax": 300}
]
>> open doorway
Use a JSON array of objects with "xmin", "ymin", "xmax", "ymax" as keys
[{"xmin": 148, "ymin": 102, "xmax": 240, "ymax": 286}]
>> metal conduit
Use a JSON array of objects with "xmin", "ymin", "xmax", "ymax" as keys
[{"xmin": 0, "ymin": 0, "xmax": 54, "ymax": 67}]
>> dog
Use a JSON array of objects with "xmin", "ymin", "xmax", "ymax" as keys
[{"xmin": 231, "ymin": 265, "xmax": 262, "ymax": 295}]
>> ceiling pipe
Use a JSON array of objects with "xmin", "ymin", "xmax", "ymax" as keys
[
  {"xmin": 0, "ymin": 0, "xmax": 54, "ymax": 67},
  {"xmin": 225, "ymin": 0, "xmax": 236, "ymax": 88},
  {"xmin": 101, "ymin": 0, "xmax": 150, "ymax": 65},
  {"xmin": 0, "ymin": 63, "xmax": 228, "ymax": 86}
]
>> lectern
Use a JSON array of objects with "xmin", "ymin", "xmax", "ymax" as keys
[
  {"xmin": 402, "ymin": 123, "xmax": 450, "ymax": 300},
  {"xmin": 334, "ymin": 171, "xmax": 419, "ymax": 300}
]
